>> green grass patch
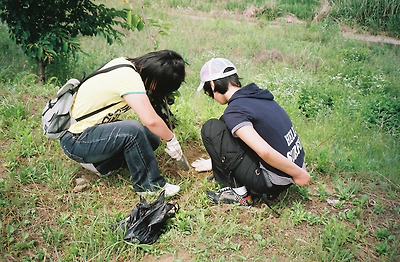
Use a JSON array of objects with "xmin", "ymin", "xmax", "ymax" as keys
[{"xmin": 1, "ymin": 0, "xmax": 399, "ymax": 261}]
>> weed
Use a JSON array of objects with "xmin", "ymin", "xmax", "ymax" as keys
[
  {"xmin": 375, "ymin": 240, "xmax": 390, "ymax": 256},
  {"xmin": 338, "ymin": 208, "xmax": 362, "ymax": 223},
  {"xmin": 321, "ymin": 216, "xmax": 356, "ymax": 260},
  {"xmin": 293, "ymin": 184, "xmax": 312, "ymax": 200},
  {"xmin": 174, "ymin": 210, "xmax": 195, "ymax": 234},
  {"xmin": 252, "ymin": 233, "xmax": 266, "ymax": 248},
  {"xmin": 41, "ymin": 224, "xmax": 67, "ymax": 248},
  {"xmin": 354, "ymin": 194, "xmax": 369, "ymax": 206},
  {"xmin": 373, "ymin": 200, "xmax": 386, "ymax": 215},
  {"xmin": 374, "ymin": 227, "xmax": 390, "ymax": 240},
  {"xmin": 279, "ymin": 0, "xmax": 321, "ymax": 21},
  {"xmin": 289, "ymin": 201, "xmax": 311, "ymax": 226},
  {"xmin": 334, "ymin": 178, "xmax": 361, "ymax": 201},
  {"xmin": 0, "ymin": 100, "xmax": 27, "ymax": 136},
  {"xmin": 314, "ymin": 181, "xmax": 328, "ymax": 202},
  {"xmin": 374, "ymin": 226, "xmax": 397, "ymax": 255}
]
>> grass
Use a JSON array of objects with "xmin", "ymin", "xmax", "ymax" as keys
[
  {"xmin": 1, "ymin": 0, "xmax": 400, "ymax": 261},
  {"xmin": 329, "ymin": 0, "xmax": 400, "ymax": 37}
]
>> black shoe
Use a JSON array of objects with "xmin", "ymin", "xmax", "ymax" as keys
[{"xmin": 207, "ymin": 187, "xmax": 252, "ymax": 207}]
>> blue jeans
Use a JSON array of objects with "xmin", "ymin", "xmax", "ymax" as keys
[{"xmin": 60, "ymin": 120, "xmax": 166, "ymax": 192}]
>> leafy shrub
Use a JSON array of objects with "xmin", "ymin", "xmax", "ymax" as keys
[
  {"xmin": 335, "ymin": 47, "xmax": 387, "ymax": 95},
  {"xmin": 341, "ymin": 47, "xmax": 371, "ymax": 63},
  {"xmin": 298, "ymin": 85, "xmax": 334, "ymax": 118},
  {"xmin": 279, "ymin": 0, "xmax": 321, "ymax": 20},
  {"xmin": 361, "ymin": 94, "xmax": 400, "ymax": 135},
  {"xmin": 255, "ymin": 7, "xmax": 279, "ymax": 21}
]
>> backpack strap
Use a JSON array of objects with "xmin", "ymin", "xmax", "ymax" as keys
[
  {"xmin": 79, "ymin": 64, "xmax": 136, "ymax": 86},
  {"xmin": 74, "ymin": 63, "xmax": 136, "ymax": 122},
  {"xmin": 262, "ymin": 194, "xmax": 281, "ymax": 217},
  {"xmin": 75, "ymin": 101, "xmax": 121, "ymax": 122}
]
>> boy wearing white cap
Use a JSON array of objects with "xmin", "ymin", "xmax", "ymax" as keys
[{"xmin": 196, "ymin": 58, "xmax": 310, "ymax": 206}]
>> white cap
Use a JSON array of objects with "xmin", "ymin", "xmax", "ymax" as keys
[{"xmin": 197, "ymin": 58, "xmax": 237, "ymax": 91}]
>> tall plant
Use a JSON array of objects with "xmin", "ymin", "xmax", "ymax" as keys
[
  {"xmin": 329, "ymin": 0, "xmax": 400, "ymax": 37},
  {"xmin": 0, "ymin": 0, "xmax": 144, "ymax": 83}
]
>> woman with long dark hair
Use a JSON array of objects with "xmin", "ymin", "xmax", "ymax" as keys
[{"xmin": 60, "ymin": 50, "xmax": 187, "ymax": 197}]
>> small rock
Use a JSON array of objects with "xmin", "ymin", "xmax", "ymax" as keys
[
  {"xmin": 327, "ymin": 198, "xmax": 340, "ymax": 206},
  {"xmin": 75, "ymin": 178, "xmax": 87, "ymax": 185},
  {"xmin": 73, "ymin": 184, "xmax": 89, "ymax": 193}
]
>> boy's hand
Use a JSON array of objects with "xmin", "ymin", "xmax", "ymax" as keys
[
  {"xmin": 191, "ymin": 158, "xmax": 212, "ymax": 172},
  {"xmin": 293, "ymin": 171, "xmax": 310, "ymax": 186}
]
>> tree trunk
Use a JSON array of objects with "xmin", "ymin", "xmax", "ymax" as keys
[{"xmin": 37, "ymin": 59, "xmax": 46, "ymax": 84}]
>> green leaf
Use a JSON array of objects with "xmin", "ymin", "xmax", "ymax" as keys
[
  {"xmin": 38, "ymin": 46, "xmax": 44, "ymax": 60},
  {"xmin": 6, "ymin": 225, "xmax": 15, "ymax": 234},
  {"xmin": 159, "ymin": 30, "xmax": 168, "ymax": 36},
  {"xmin": 127, "ymin": 10, "xmax": 132, "ymax": 25},
  {"xmin": 22, "ymin": 232, "xmax": 29, "ymax": 240},
  {"xmin": 137, "ymin": 20, "xmax": 145, "ymax": 31},
  {"xmin": 48, "ymin": 49, "xmax": 57, "ymax": 57},
  {"xmin": 131, "ymin": 14, "xmax": 139, "ymax": 28},
  {"xmin": 62, "ymin": 41, "xmax": 68, "ymax": 52}
]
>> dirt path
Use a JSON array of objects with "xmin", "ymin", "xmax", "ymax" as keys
[{"xmin": 342, "ymin": 31, "xmax": 400, "ymax": 46}]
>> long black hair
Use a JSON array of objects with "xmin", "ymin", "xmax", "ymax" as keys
[{"xmin": 128, "ymin": 50, "xmax": 186, "ymax": 98}]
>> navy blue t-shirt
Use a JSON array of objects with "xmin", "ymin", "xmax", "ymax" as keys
[{"xmin": 223, "ymin": 83, "xmax": 305, "ymax": 179}]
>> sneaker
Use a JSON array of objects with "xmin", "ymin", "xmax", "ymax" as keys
[
  {"xmin": 207, "ymin": 187, "xmax": 252, "ymax": 207},
  {"xmin": 80, "ymin": 163, "xmax": 113, "ymax": 178},
  {"xmin": 137, "ymin": 183, "xmax": 180, "ymax": 197}
]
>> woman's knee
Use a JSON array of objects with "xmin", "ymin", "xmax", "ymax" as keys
[
  {"xmin": 122, "ymin": 120, "xmax": 160, "ymax": 149},
  {"xmin": 124, "ymin": 119, "xmax": 145, "ymax": 131},
  {"xmin": 118, "ymin": 120, "xmax": 149, "ymax": 139}
]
